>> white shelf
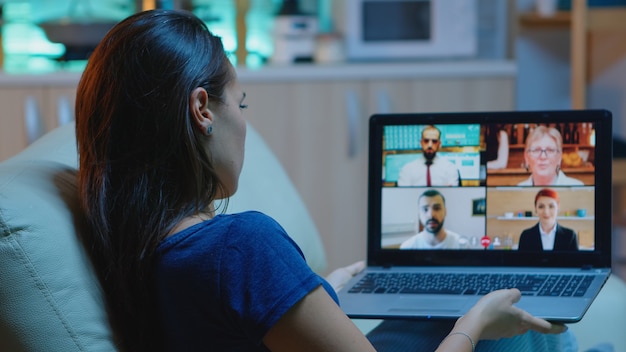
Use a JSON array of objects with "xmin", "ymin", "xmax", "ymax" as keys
[
  {"xmin": 495, "ymin": 216, "xmax": 594, "ymax": 220},
  {"xmin": 237, "ymin": 60, "xmax": 517, "ymax": 82},
  {"xmin": 0, "ymin": 60, "xmax": 517, "ymax": 87}
]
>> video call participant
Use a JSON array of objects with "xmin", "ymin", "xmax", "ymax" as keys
[
  {"xmin": 486, "ymin": 124, "xmax": 509, "ymax": 170},
  {"xmin": 518, "ymin": 126, "xmax": 584, "ymax": 186},
  {"xmin": 518, "ymin": 188, "xmax": 579, "ymax": 251},
  {"xmin": 397, "ymin": 125, "xmax": 460, "ymax": 187},
  {"xmin": 400, "ymin": 189, "xmax": 461, "ymax": 249}
]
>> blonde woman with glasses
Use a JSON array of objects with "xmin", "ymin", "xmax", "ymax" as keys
[{"xmin": 518, "ymin": 126, "xmax": 584, "ymax": 186}]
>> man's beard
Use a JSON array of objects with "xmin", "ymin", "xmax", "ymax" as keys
[
  {"xmin": 423, "ymin": 149, "xmax": 436, "ymax": 161},
  {"xmin": 424, "ymin": 219, "xmax": 443, "ymax": 234}
]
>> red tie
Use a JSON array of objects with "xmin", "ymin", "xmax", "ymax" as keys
[{"xmin": 426, "ymin": 163, "xmax": 432, "ymax": 186}]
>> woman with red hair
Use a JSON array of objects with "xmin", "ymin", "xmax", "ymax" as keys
[{"xmin": 518, "ymin": 188, "xmax": 578, "ymax": 251}]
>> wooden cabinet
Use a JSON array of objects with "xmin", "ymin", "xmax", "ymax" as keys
[
  {"xmin": 241, "ymin": 67, "xmax": 515, "ymax": 272},
  {"xmin": 0, "ymin": 82, "xmax": 78, "ymax": 161},
  {"xmin": 0, "ymin": 87, "xmax": 45, "ymax": 161},
  {"xmin": 365, "ymin": 77, "xmax": 515, "ymax": 114}
]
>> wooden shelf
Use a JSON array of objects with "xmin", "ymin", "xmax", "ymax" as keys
[
  {"xmin": 518, "ymin": 0, "xmax": 626, "ymax": 109},
  {"xmin": 518, "ymin": 11, "xmax": 572, "ymax": 27},
  {"xmin": 584, "ymin": 7, "xmax": 626, "ymax": 31},
  {"xmin": 495, "ymin": 216, "xmax": 594, "ymax": 220},
  {"xmin": 519, "ymin": 8, "xmax": 626, "ymax": 30}
]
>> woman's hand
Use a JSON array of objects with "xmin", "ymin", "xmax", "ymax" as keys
[
  {"xmin": 325, "ymin": 261, "xmax": 366, "ymax": 293},
  {"xmin": 461, "ymin": 288, "xmax": 567, "ymax": 340},
  {"xmin": 438, "ymin": 289, "xmax": 567, "ymax": 351}
]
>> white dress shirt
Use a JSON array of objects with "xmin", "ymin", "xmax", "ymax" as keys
[
  {"xmin": 396, "ymin": 155, "xmax": 459, "ymax": 186},
  {"xmin": 400, "ymin": 229, "xmax": 461, "ymax": 249},
  {"xmin": 539, "ymin": 224, "xmax": 557, "ymax": 250}
]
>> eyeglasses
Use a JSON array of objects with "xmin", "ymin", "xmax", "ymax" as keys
[{"xmin": 527, "ymin": 148, "xmax": 559, "ymax": 158}]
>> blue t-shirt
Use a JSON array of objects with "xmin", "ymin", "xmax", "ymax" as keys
[{"xmin": 155, "ymin": 211, "xmax": 337, "ymax": 351}]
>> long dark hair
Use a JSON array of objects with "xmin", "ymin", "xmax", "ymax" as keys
[{"xmin": 75, "ymin": 10, "xmax": 232, "ymax": 351}]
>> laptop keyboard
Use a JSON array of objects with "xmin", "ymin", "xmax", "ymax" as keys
[{"xmin": 348, "ymin": 272, "xmax": 595, "ymax": 297}]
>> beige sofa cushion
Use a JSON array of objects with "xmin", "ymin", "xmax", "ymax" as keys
[{"xmin": 0, "ymin": 128, "xmax": 115, "ymax": 351}]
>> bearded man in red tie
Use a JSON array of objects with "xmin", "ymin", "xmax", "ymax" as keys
[{"xmin": 396, "ymin": 125, "xmax": 460, "ymax": 186}]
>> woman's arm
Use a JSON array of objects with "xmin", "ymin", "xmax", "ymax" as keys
[
  {"xmin": 263, "ymin": 285, "xmax": 566, "ymax": 352},
  {"xmin": 263, "ymin": 285, "xmax": 376, "ymax": 352},
  {"xmin": 487, "ymin": 130, "xmax": 510, "ymax": 169}
]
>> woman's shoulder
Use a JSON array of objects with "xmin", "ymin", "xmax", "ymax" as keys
[
  {"xmin": 215, "ymin": 210, "xmax": 279, "ymax": 226},
  {"xmin": 160, "ymin": 211, "xmax": 290, "ymax": 250},
  {"xmin": 214, "ymin": 211, "xmax": 299, "ymax": 249},
  {"xmin": 558, "ymin": 171, "xmax": 584, "ymax": 185},
  {"xmin": 557, "ymin": 223, "xmax": 576, "ymax": 235},
  {"xmin": 520, "ymin": 223, "xmax": 539, "ymax": 235},
  {"xmin": 209, "ymin": 209, "xmax": 283, "ymax": 232},
  {"xmin": 158, "ymin": 211, "xmax": 304, "ymax": 270}
]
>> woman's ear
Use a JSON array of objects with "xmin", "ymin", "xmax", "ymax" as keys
[{"xmin": 190, "ymin": 87, "xmax": 214, "ymax": 135}]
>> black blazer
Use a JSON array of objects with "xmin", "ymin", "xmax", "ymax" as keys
[{"xmin": 518, "ymin": 223, "xmax": 579, "ymax": 251}]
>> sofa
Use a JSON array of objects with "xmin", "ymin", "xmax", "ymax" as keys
[{"xmin": 1, "ymin": 122, "xmax": 625, "ymax": 351}]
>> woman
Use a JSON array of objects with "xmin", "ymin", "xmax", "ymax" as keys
[
  {"xmin": 518, "ymin": 126, "xmax": 584, "ymax": 186},
  {"xmin": 486, "ymin": 123, "xmax": 509, "ymax": 170},
  {"xmin": 75, "ymin": 10, "xmax": 566, "ymax": 352},
  {"xmin": 518, "ymin": 189, "xmax": 579, "ymax": 251}
]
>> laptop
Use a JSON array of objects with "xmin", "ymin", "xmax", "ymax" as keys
[{"xmin": 337, "ymin": 109, "xmax": 613, "ymax": 323}]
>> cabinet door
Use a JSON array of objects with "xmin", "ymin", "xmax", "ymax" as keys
[
  {"xmin": 367, "ymin": 77, "xmax": 515, "ymax": 114},
  {"xmin": 0, "ymin": 87, "xmax": 46, "ymax": 161},
  {"xmin": 45, "ymin": 86, "xmax": 77, "ymax": 127},
  {"xmin": 0, "ymin": 86, "xmax": 78, "ymax": 162},
  {"xmin": 242, "ymin": 80, "xmax": 370, "ymax": 272}
]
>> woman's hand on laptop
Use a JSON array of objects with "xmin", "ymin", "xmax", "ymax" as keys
[
  {"xmin": 325, "ymin": 261, "xmax": 366, "ymax": 293},
  {"xmin": 458, "ymin": 288, "xmax": 567, "ymax": 340}
]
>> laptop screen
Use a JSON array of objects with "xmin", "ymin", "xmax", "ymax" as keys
[{"xmin": 367, "ymin": 110, "xmax": 612, "ymax": 269}]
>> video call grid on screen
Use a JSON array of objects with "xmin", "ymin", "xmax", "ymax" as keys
[{"xmin": 380, "ymin": 122, "xmax": 597, "ymax": 252}]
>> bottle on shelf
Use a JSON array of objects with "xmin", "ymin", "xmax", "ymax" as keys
[
  {"xmin": 572, "ymin": 123, "xmax": 580, "ymax": 144},
  {"xmin": 563, "ymin": 122, "xmax": 572, "ymax": 144},
  {"xmin": 511, "ymin": 124, "xmax": 518, "ymax": 145},
  {"xmin": 523, "ymin": 124, "xmax": 529, "ymax": 144}
]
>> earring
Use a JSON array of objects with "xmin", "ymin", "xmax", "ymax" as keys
[
  {"xmin": 556, "ymin": 164, "xmax": 560, "ymax": 174},
  {"xmin": 206, "ymin": 125, "xmax": 213, "ymax": 136}
]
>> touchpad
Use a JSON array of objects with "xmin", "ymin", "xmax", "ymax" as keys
[{"xmin": 389, "ymin": 296, "xmax": 466, "ymax": 313}]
